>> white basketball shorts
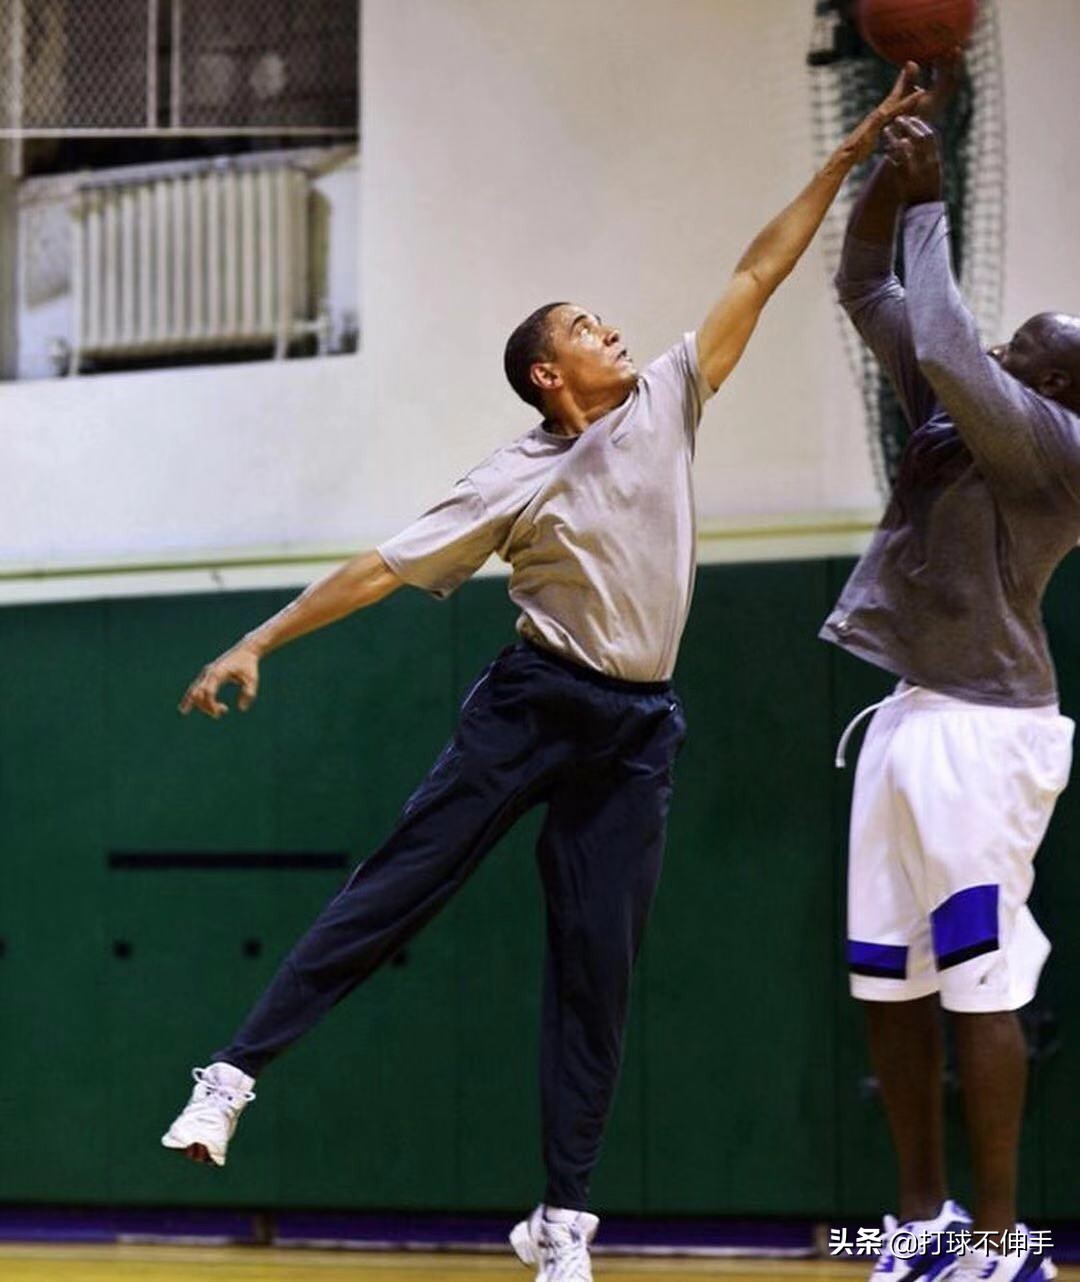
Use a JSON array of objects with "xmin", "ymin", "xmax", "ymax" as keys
[{"xmin": 846, "ymin": 684, "xmax": 1074, "ymax": 1012}]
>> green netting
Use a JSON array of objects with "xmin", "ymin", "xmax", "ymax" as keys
[{"xmin": 808, "ymin": 0, "xmax": 1005, "ymax": 493}]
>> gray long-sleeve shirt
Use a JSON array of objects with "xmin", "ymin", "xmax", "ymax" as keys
[{"xmin": 821, "ymin": 202, "xmax": 1080, "ymax": 706}]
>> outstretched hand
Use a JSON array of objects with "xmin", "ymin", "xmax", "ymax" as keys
[
  {"xmin": 844, "ymin": 62, "xmax": 928, "ymax": 166},
  {"xmin": 883, "ymin": 116, "xmax": 943, "ymax": 206},
  {"xmin": 179, "ymin": 642, "xmax": 261, "ymax": 719},
  {"xmin": 913, "ymin": 50, "xmax": 965, "ymax": 125}
]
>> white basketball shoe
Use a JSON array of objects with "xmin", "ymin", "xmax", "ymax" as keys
[
  {"xmin": 953, "ymin": 1226, "xmax": 1057, "ymax": 1280},
  {"xmin": 510, "ymin": 1205, "xmax": 599, "ymax": 1282},
  {"xmin": 160, "ymin": 1063, "xmax": 255, "ymax": 1167},
  {"xmin": 871, "ymin": 1199, "xmax": 972, "ymax": 1279}
]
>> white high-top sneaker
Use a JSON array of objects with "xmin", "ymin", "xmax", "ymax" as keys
[
  {"xmin": 510, "ymin": 1205, "xmax": 599, "ymax": 1282},
  {"xmin": 954, "ymin": 1225, "xmax": 1057, "ymax": 1281},
  {"xmin": 870, "ymin": 1199, "xmax": 972, "ymax": 1279},
  {"xmin": 160, "ymin": 1063, "xmax": 255, "ymax": 1167}
]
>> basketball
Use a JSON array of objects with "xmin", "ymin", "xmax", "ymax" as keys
[{"xmin": 856, "ymin": 0, "xmax": 979, "ymax": 65}]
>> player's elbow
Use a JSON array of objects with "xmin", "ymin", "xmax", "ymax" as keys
[
  {"xmin": 833, "ymin": 265, "xmax": 867, "ymax": 311},
  {"xmin": 834, "ymin": 282, "xmax": 860, "ymax": 319},
  {"xmin": 913, "ymin": 336, "xmax": 948, "ymax": 375},
  {"xmin": 369, "ymin": 555, "xmax": 403, "ymax": 603},
  {"xmin": 912, "ymin": 342, "xmax": 963, "ymax": 403},
  {"xmin": 734, "ymin": 263, "xmax": 778, "ymax": 307}
]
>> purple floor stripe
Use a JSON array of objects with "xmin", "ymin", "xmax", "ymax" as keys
[
  {"xmin": 273, "ymin": 1211, "xmax": 813, "ymax": 1253},
  {"xmin": 0, "ymin": 1206, "xmax": 256, "ymax": 1244},
  {"xmin": 0, "ymin": 1207, "xmax": 1075, "ymax": 1262}
]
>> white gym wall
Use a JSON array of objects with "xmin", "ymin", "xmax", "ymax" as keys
[{"xmin": 0, "ymin": 0, "xmax": 1076, "ymax": 590}]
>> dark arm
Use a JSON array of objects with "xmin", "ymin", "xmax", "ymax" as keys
[
  {"xmin": 835, "ymin": 158, "xmax": 936, "ymax": 431},
  {"xmin": 902, "ymin": 202, "xmax": 1071, "ymax": 489},
  {"xmin": 880, "ymin": 115, "xmax": 1080, "ymax": 493}
]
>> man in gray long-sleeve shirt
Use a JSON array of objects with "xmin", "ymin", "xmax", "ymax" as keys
[{"xmin": 824, "ymin": 113, "xmax": 1080, "ymax": 1282}]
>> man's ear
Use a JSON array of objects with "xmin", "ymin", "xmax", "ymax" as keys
[
  {"xmin": 530, "ymin": 362, "xmax": 561, "ymax": 395},
  {"xmin": 1037, "ymin": 368, "xmax": 1071, "ymax": 401}
]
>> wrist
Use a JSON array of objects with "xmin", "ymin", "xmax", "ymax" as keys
[
  {"xmin": 239, "ymin": 631, "xmax": 268, "ymax": 659},
  {"xmin": 904, "ymin": 190, "xmax": 943, "ymax": 208},
  {"xmin": 828, "ymin": 137, "xmax": 861, "ymax": 175}
]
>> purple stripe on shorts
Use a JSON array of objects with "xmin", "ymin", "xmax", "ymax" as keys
[
  {"xmin": 847, "ymin": 940, "xmax": 908, "ymax": 978},
  {"xmin": 932, "ymin": 884, "xmax": 999, "ymax": 971}
]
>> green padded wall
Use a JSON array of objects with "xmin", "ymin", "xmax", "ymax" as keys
[
  {"xmin": 1, "ymin": 557, "xmax": 1078, "ymax": 1219},
  {"xmin": 638, "ymin": 560, "xmax": 837, "ymax": 1215},
  {"xmin": 0, "ymin": 602, "xmax": 111, "ymax": 1201}
]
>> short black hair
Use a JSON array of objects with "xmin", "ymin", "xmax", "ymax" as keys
[{"xmin": 503, "ymin": 302, "xmax": 569, "ymax": 411}]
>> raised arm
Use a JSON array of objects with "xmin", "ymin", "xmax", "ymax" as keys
[
  {"xmin": 696, "ymin": 64, "xmax": 924, "ymax": 392},
  {"xmin": 885, "ymin": 117, "xmax": 1079, "ymax": 491},
  {"xmin": 834, "ymin": 56, "xmax": 961, "ymax": 431},
  {"xmin": 835, "ymin": 159, "xmax": 937, "ymax": 431},
  {"xmin": 179, "ymin": 550, "xmax": 402, "ymax": 719}
]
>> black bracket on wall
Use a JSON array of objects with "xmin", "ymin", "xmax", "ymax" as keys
[
  {"xmin": 108, "ymin": 851, "xmax": 349, "ymax": 872},
  {"xmin": 106, "ymin": 850, "xmax": 351, "ymax": 961}
]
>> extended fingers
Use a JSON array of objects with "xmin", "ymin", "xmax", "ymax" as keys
[
  {"xmin": 894, "ymin": 88, "xmax": 929, "ymax": 119},
  {"xmin": 883, "ymin": 130, "xmax": 913, "ymax": 168},
  {"xmin": 884, "ymin": 116, "xmax": 935, "ymax": 162},
  {"xmin": 236, "ymin": 671, "xmax": 259, "ymax": 712},
  {"xmin": 889, "ymin": 61, "xmax": 920, "ymax": 103},
  {"xmin": 178, "ymin": 674, "xmax": 204, "ymax": 715},
  {"xmin": 885, "ymin": 62, "xmax": 925, "ymax": 113},
  {"xmin": 892, "ymin": 115, "xmax": 935, "ymax": 140},
  {"xmin": 178, "ymin": 667, "xmax": 229, "ymax": 718}
]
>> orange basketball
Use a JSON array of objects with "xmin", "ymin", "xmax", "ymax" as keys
[{"xmin": 856, "ymin": 0, "xmax": 978, "ymax": 65}]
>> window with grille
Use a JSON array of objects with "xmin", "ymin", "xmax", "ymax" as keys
[
  {"xmin": 0, "ymin": 0, "xmax": 360, "ymax": 380},
  {"xmin": 1, "ymin": 0, "xmax": 358, "ymax": 137}
]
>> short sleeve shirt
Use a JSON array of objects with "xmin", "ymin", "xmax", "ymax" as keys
[{"xmin": 378, "ymin": 334, "xmax": 714, "ymax": 682}]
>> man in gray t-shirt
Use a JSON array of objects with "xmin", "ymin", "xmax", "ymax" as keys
[
  {"xmin": 825, "ymin": 111, "xmax": 1080, "ymax": 1282},
  {"xmin": 160, "ymin": 71, "xmax": 921, "ymax": 1281}
]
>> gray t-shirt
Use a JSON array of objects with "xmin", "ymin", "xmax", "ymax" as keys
[
  {"xmin": 822, "ymin": 203, "xmax": 1080, "ymax": 706},
  {"xmin": 378, "ymin": 334, "xmax": 714, "ymax": 682}
]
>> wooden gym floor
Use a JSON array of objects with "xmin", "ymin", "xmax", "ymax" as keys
[{"xmin": 0, "ymin": 1247, "xmax": 1076, "ymax": 1282}]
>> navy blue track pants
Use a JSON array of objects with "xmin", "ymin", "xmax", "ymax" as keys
[{"xmin": 217, "ymin": 640, "xmax": 687, "ymax": 1209}]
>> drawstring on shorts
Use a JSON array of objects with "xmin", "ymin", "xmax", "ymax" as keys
[{"xmin": 834, "ymin": 683, "xmax": 920, "ymax": 769}]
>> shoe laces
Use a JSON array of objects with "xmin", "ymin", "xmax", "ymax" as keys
[
  {"xmin": 953, "ymin": 1250, "xmax": 1057, "ymax": 1280},
  {"xmin": 953, "ymin": 1262, "xmax": 1002, "ymax": 1280},
  {"xmin": 981, "ymin": 1261, "xmax": 1056, "ymax": 1281},
  {"xmin": 187, "ymin": 1067, "xmax": 255, "ymax": 1122},
  {"xmin": 541, "ymin": 1221, "xmax": 593, "ymax": 1282},
  {"xmin": 872, "ymin": 1214, "xmax": 901, "ymax": 1271}
]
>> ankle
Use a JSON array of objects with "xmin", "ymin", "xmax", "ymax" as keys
[
  {"xmin": 971, "ymin": 1226, "xmax": 1016, "ymax": 1242},
  {"xmin": 972, "ymin": 1198, "xmax": 1017, "ymax": 1242},
  {"xmin": 899, "ymin": 1194, "xmax": 949, "ymax": 1223}
]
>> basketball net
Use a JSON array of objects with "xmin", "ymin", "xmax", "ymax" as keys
[{"xmin": 807, "ymin": 0, "xmax": 1006, "ymax": 498}]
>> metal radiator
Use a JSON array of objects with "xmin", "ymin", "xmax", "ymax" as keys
[{"xmin": 71, "ymin": 160, "xmax": 311, "ymax": 370}]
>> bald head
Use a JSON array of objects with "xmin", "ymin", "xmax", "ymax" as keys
[
  {"xmin": 992, "ymin": 313, "xmax": 1080, "ymax": 414},
  {"xmin": 1032, "ymin": 312, "xmax": 1080, "ymax": 365}
]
